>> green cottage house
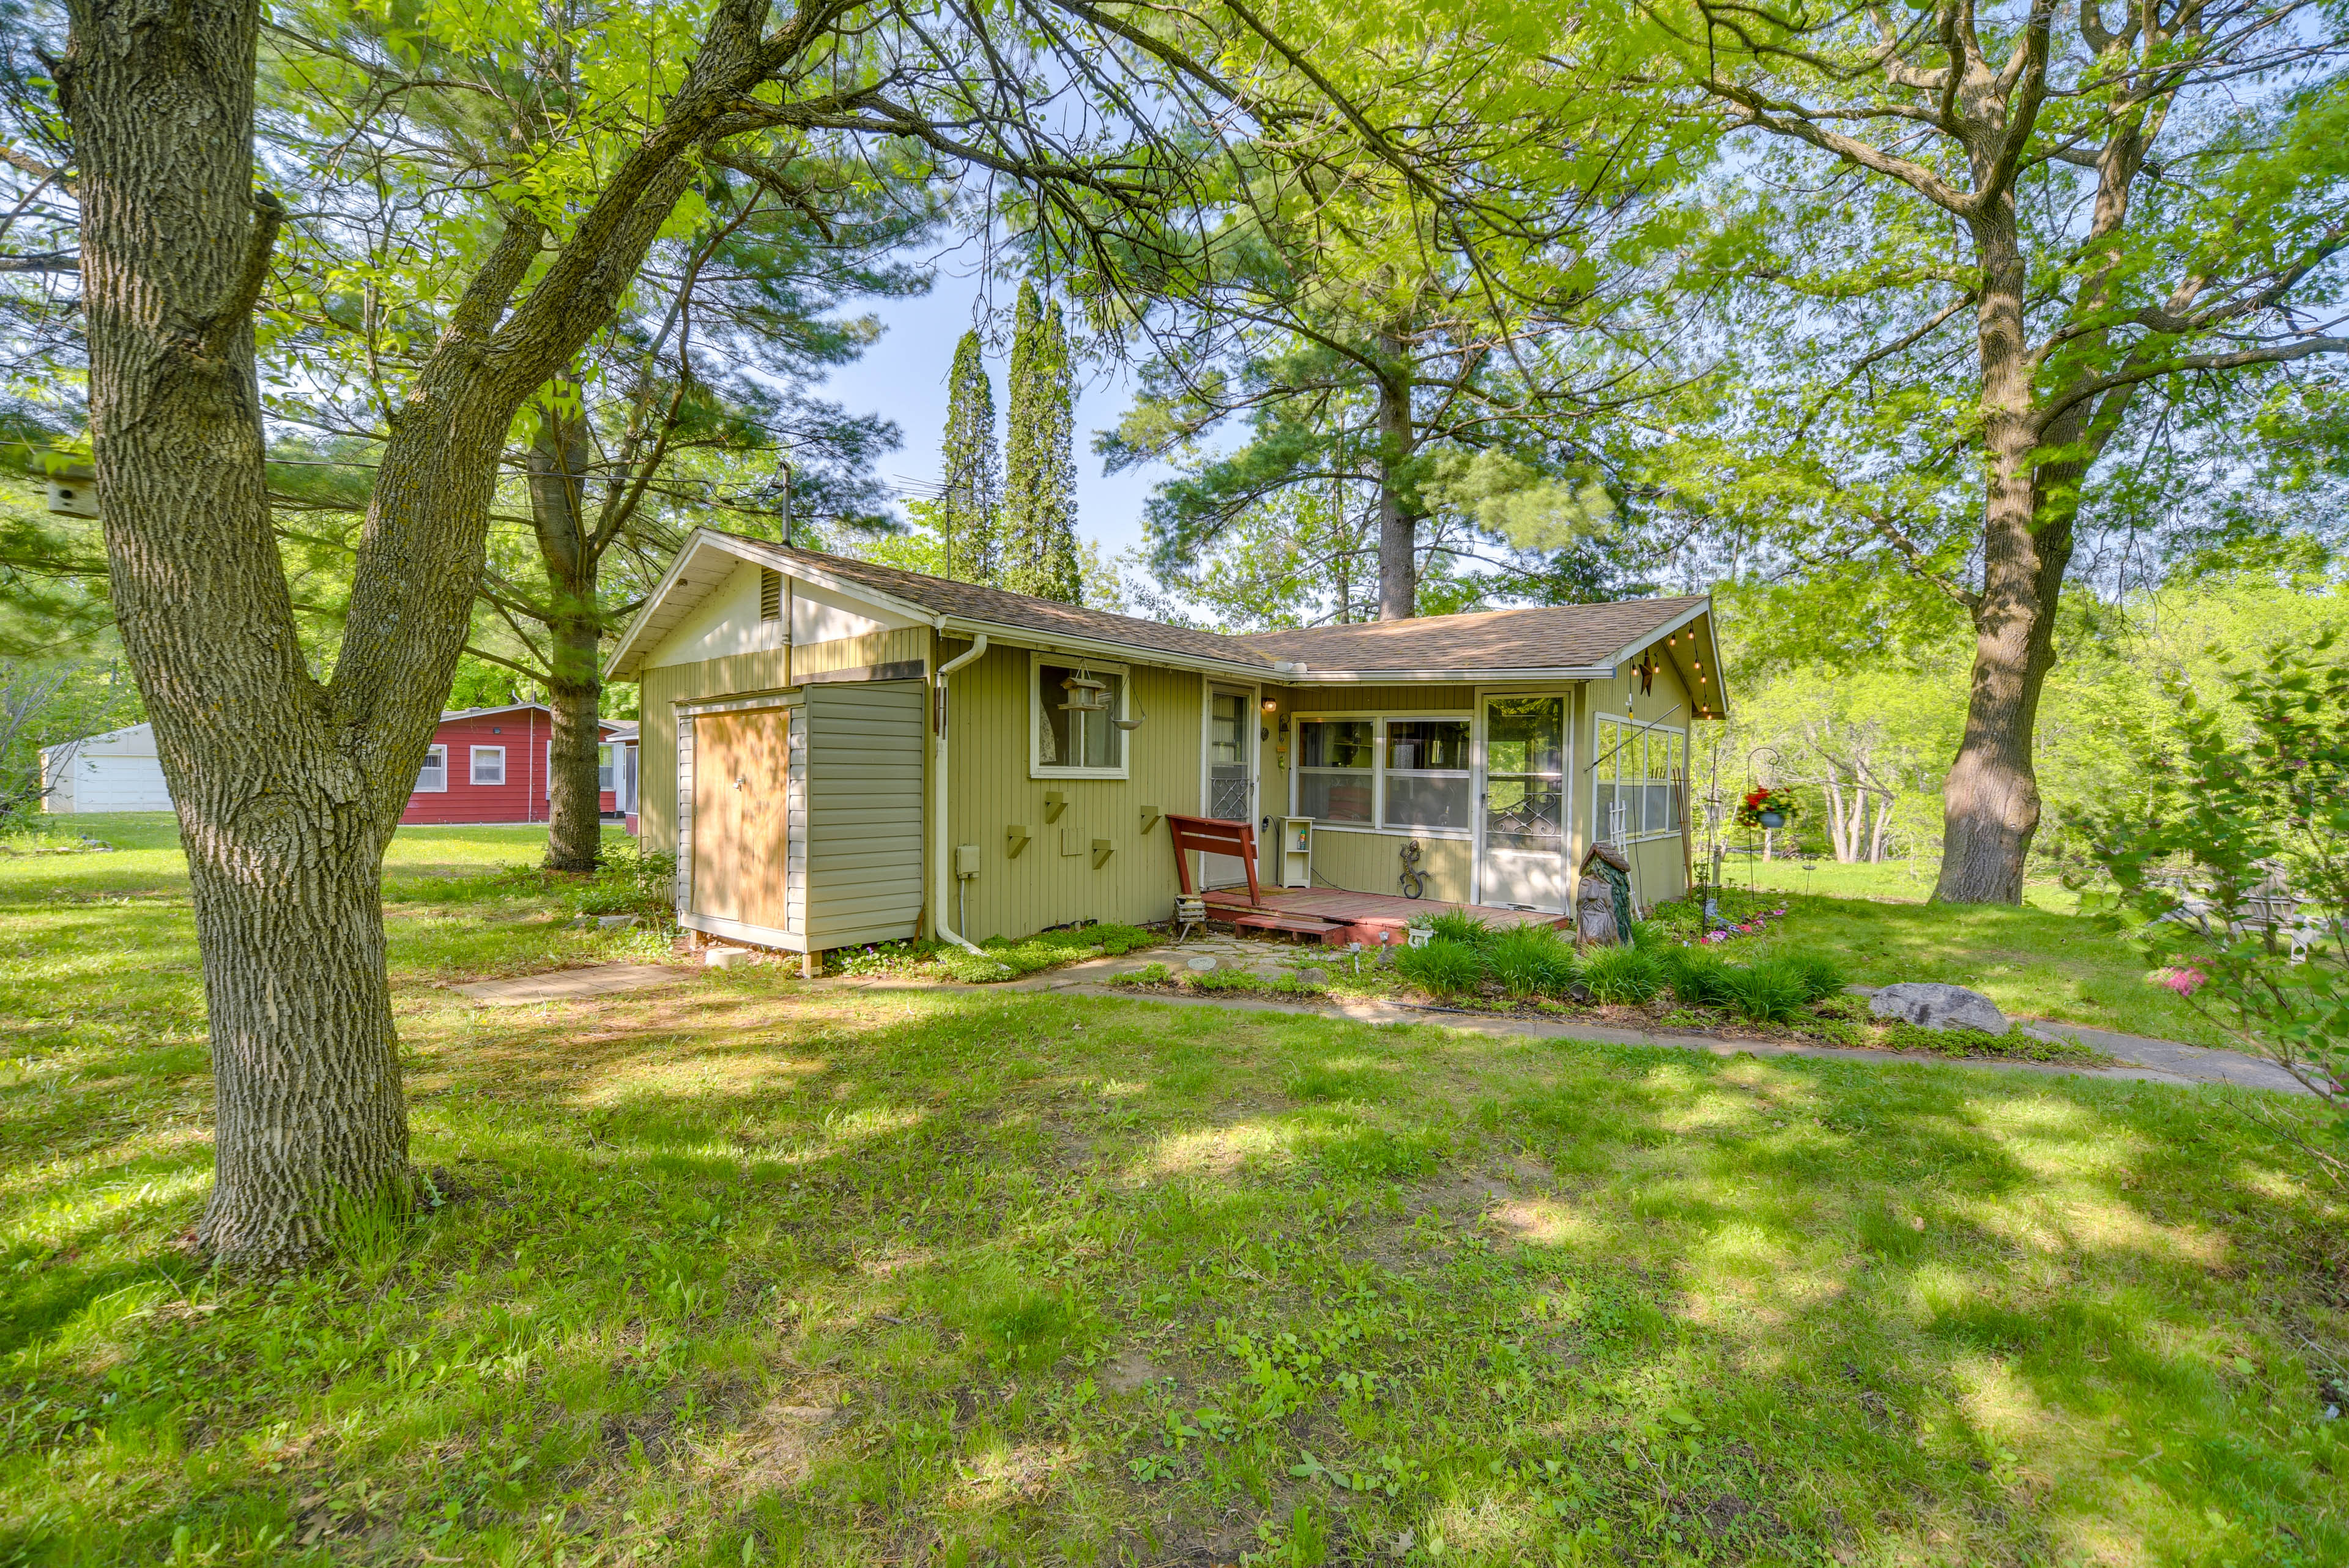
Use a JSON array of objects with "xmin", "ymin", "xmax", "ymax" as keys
[{"xmin": 605, "ymin": 530, "xmax": 1729, "ymax": 959}]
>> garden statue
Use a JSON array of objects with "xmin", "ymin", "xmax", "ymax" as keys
[{"xmin": 1577, "ymin": 843, "xmax": 1634, "ymax": 948}]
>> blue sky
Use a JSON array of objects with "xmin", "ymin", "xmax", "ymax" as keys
[{"xmin": 815, "ymin": 255, "xmax": 1174, "ymax": 565}]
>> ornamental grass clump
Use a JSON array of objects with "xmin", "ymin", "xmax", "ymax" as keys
[
  {"xmin": 1723, "ymin": 958, "xmax": 1811, "ymax": 1024},
  {"xmin": 1425, "ymin": 909, "xmax": 1493, "ymax": 947},
  {"xmin": 1663, "ymin": 948, "xmax": 1738, "ymax": 1009},
  {"xmin": 1395, "ymin": 938, "xmax": 1486, "ymax": 998},
  {"xmin": 1487, "ymin": 922, "xmax": 1579, "ymax": 999},
  {"xmin": 1780, "ymin": 950, "xmax": 1847, "ymax": 1002},
  {"xmin": 1583, "ymin": 945, "xmax": 1664, "ymax": 1005}
]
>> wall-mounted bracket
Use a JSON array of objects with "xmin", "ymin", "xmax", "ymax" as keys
[
  {"xmin": 1091, "ymin": 838, "xmax": 1115, "ymax": 869},
  {"xmin": 1004, "ymin": 825, "xmax": 1030, "ymax": 858},
  {"xmin": 1138, "ymin": 804, "xmax": 1161, "ymax": 834},
  {"xmin": 1042, "ymin": 789, "xmax": 1067, "ymax": 822}
]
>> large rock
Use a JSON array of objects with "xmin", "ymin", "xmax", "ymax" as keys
[{"xmin": 1869, "ymin": 982, "xmax": 2008, "ymax": 1035}]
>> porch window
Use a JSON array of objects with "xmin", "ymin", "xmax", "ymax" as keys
[
  {"xmin": 1296, "ymin": 719, "xmax": 1374, "ymax": 823},
  {"xmin": 414, "ymin": 745, "xmax": 448, "ymax": 793},
  {"xmin": 1382, "ymin": 718, "xmax": 1472, "ymax": 831},
  {"xmin": 1593, "ymin": 718, "xmax": 1683, "ymax": 841},
  {"xmin": 1033, "ymin": 656, "xmax": 1127, "ymax": 776}
]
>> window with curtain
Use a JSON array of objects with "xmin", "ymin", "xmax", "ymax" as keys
[
  {"xmin": 414, "ymin": 745, "xmax": 447, "ymax": 793},
  {"xmin": 1035, "ymin": 661, "xmax": 1125, "ymax": 773},
  {"xmin": 1297, "ymin": 719, "xmax": 1375, "ymax": 823},
  {"xmin": 598, "ymin": 745, "xmax": 616, "ymax": 790},
  {"xmin": 1382, "ymin": 718, "xmax": 1472, "ymax": 831},
  {"xmin": 470, "ymin": 746, "xmax": 507, "ymax": 786}
]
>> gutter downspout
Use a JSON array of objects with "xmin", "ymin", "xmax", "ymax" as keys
[{"xmin": 932, "ymin": 631, "xmax": 989, "ymax": 954}]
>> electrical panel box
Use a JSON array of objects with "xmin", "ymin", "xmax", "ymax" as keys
[
  {"xmin": 1280, "ymin": 816, "xmax": 1312, "ymax": 889},
  {"xmin": 954, "ymin": 843, "xmax": 980, "ymax": 879}
]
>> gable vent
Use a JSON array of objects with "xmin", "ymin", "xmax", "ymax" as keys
[{"xmin": 760, "ymin": 568, "xmax": 782, "ymax": 622}]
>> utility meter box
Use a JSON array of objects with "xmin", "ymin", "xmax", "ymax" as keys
[
  {"xmin": 954, "ymin": 843, "xmax": 981, "ymax": 879},
  {"xmin": 1280, "ymin": 816, "xmax": 1312, "ymax": 889}
]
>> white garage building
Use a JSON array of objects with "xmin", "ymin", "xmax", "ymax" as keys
[{"xmin": 41, "ymin": 723, "xmax": 174, "ymax": 814}]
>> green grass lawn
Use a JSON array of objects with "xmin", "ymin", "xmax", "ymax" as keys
[
  {"xmin": 3, "ymin": 822, "xmax": 2344, "ymax": 1565},
  {"xmin": 1714, "ymin": 854, "xmax": 2083, "ymax": 912}
]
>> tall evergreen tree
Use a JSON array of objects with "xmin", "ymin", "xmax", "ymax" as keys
[
  {"xmin": 1001, "ymin": 281, "xmax": 1082, "ymax": 603},
  {"xmin": 938, "ymin": 330, "xmax": 1000, "ymax": 582}
]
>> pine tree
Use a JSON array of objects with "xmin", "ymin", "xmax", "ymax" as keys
[
  {"xmin": 937, "ymin": 331, "xmax": 999, "ymax": 583},
  {"xmin": 1001, "ymin": 281, "xmax": 1082, "ymax": 603}
]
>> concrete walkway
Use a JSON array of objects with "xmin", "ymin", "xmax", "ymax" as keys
[{"xmin": 989, "ymin": 952, "xmax": 2321, "ymax": 1097}]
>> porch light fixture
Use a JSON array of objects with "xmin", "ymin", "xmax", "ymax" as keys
[{"xmin": 1260, "ymin": 697, "xmax": 1278, "ymax": 714}]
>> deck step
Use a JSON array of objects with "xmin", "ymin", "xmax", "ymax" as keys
[{"xmin": 1229, "ymin": 912, "xmax": 1351, "ymax": 945}]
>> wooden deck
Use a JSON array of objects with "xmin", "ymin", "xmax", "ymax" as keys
[{"xmin": 1198, "ymin": 885, "xmax": 1569, "ymax": 946}]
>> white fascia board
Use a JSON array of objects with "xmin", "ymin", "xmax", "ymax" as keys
[
  {"xmin": 1283, "ymin": 665, "xmax": 1612, "ymax": 683},
  {"xmin": 1597, "ymin": 598, "xmax": 1713, "ymax": 674},
  {"xmin": 721, "ymin": 536, "xmax": 943, "ymax": 629},
  {"xmin": 604, "ymin": 531, "xmax": 730, "ymax": 680},
  {"xmin": 937, "ymin": 617, "xmax": 1275, "ymax": 681}
]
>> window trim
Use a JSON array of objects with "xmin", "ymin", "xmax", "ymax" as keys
[
  {"xmin": 1289, "ymin": 711, "xmax": 1476, "ymax": 840},
  {"xmin": 469, "ymin": 745, "xmax": 508, "ymax": 787},
  {"xmin": 1028, "ymin": 651, "xmax": 1131, "ymax": 780},
  {"xmin": 414, "ymin": 743, "xmax": 448, "ymax": 794},
  {"xmin": 1591, "ymin": 715, "xmax": 1686, "ymax": 844}
]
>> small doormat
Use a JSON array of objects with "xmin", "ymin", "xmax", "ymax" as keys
[{"xmin": 450, "ymin": 964, "xmax": 688, "ymax": 1006}]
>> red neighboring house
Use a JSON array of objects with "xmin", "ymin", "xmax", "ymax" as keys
[{"xmin": 403, "ymin": 704, "xmax": 640, "ymax": 826}]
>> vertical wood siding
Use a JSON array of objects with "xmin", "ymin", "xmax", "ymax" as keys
[
  {"xmin": 1286, "ymin": 685, "xmax": 1474, "ymax": 712},
  {"xmin": 1304, "ymin": 829, "xmax": 1472, "ymax": 903},
  {"xmin": 635, "ymin": 625, "xmax": 926, "ymax": 853},
  {"xmin": 944, "ymin": 641, "xmax": 1203, "ymax": 941},
  {"xmin": 803, "ymin": 682, "xmax": 925, "ymax": 945}
]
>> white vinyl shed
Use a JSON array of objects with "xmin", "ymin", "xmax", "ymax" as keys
[{"xmin": 41, "ymin": 723, "xmax": 174, "ymax": 813}]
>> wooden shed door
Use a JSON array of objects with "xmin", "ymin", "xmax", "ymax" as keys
[{"xmin": 691, "ymin": 710, "xmax": 793, "ymax": 930}]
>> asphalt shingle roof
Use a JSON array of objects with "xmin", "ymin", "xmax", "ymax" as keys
[{"xmin": 1233, "ymin": 597, "xmax": 1710, "ymax": 672}]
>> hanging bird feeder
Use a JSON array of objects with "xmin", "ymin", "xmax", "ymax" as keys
[{"xmin": 1058, "ymin": 670, "xmax": 1110, "ymax": 713}]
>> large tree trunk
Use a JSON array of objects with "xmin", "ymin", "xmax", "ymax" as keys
[
  {"xmin": 65, "ymin": 0, "xmax": 752, "ymax": 1265},
  {"xmin": 1935, "ymin": 209, "xmax": 2069, "ymax": 905},
  {"xmin": 64, "ymin": 0, "xmax": 415, "ymax": 1263},
  {"xmin": 527, "ymin": 395, "xmax": 605, "ymax": 874},
  {"xmin": 1373, "ymin": 361, "xmax": 1416, "ymax": 620}
]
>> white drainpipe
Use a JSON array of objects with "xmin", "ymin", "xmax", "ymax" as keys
[{"xmin": 932, "ymin": 631, "xmax": 989, "ymax": 954}]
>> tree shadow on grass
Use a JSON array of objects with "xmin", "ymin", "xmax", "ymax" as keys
[{"xmin": 2, "ymin": 984, "xmax": 2343, "ymax": 1566}]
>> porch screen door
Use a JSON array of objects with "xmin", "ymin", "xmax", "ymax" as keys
[
  {"xmin": 1480, "ymin": 696, "xmax": 1567, "ymax": 911},
  {"xmin": 1203, "ymin": 687, "xmax": 1255, "ymax": 888}
]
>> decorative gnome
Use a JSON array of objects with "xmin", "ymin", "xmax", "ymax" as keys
[{"xmin": 1576, "ymin": 843, "xmax": 1635, "ymax": 949}]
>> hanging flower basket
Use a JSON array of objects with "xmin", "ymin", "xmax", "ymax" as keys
[{"xmin": 1734, "ymin": 787, "xmax": 1800, "ymax": 832}]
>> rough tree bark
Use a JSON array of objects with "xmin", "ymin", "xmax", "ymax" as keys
[
  {"xmin": 1373, "ymin": 347, "xmax": 1417, "ymax": 620},
  {"xmin": 525, "ymin": 390, "xmax": 606, "ymax": 874},
  {"xmin": 64, "ymin": 0, "xmax": 808, "ymax": 1264}
]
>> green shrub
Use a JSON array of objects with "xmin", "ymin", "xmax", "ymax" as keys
[
  {"xmin": 1395, "ymin": 938, "xmax": 1486, "ymax": 997},
  {"xmin": 1723, "ymin": 959, "xmax": 1810, "ymax": 1023},
  {"xmin": 1779, "ymin": 951, "xmax": 1847, "ymax": 1002},
  {"xmin": 1115, "ymin": 962, "xmax": 1171, "ymax": 986},
  {"xmin": 1488, "ymin": 923, "xmax": 1579, "ymax": 998},
  {"xmin": 1425, "ymin": 910, "xmax": 1493, "ymax": 947},
  {"xmin": 1662, "ymin": 948, "xmax": 1737, "ymax": 1009},
  {"xmin": 1583, "ymin": 946, "xmax": 1664, "ymax": 1005}
]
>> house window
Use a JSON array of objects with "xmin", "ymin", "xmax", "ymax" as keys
[
  {"xmin": 414, "ymin": 745, "xmax": 448, "ymax": 793},
  {"xmin": 1593, "ymin": 718, "xmax": 1683, "ymax": 842},
  {"xmin": 1033, "ymin": 657, "xmax": 1126, "ymax": 777},
  {"xmin": 598, "ymin": 745, "xmax": 616, "ymax": 791},
  {"xmin": 470, "ymin": 745, "xmax": 507, "ymax": 786},
  {"xmin": 1296, "ymin": 719, "xmax": 1375, "ymax": 823},
  {"xmin": 1382, "ymin": 718, "xmax": 1472, "ymax": 831}
]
